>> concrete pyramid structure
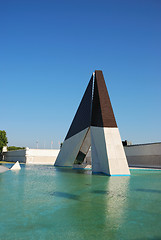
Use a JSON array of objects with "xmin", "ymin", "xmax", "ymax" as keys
[
  {"xmin": 10, "ymin": 161, "xmax": 21, "ymax": 171},
  {"xmin": 55, "ymin": 70, "xmax": 130, "ymax": 176}
]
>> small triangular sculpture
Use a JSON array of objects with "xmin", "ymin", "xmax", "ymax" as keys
[
  {"xmin": 10, "ymin": 161, "xmax": 21, "ymax": 171},
  {"xmin": 55, "ymin": 70, "xmax": 130, "ymax": 176}
]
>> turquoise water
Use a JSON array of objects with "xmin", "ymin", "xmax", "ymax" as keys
[{"xmin": 0, "ymin": 164, "xmax": 161, "ymax": 240}]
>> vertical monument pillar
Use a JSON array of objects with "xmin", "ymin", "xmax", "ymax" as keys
[{"xmin": 90, "ymin": 71, "xmax": 130, "ymax": 176}]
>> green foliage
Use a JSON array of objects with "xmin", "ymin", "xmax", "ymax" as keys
[
  {"xmin": 8, "ymin": 146, "xmax": 25, "ymax": 151},
  {"xmin": 0, "ymin": 130, "xmax": 8, "ymax": 153}
]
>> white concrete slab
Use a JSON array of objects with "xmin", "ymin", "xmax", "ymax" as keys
[
  {"xmin": 91, "ymin": 126, "xmax": 110, "ymax": 174},
  {"xmin": 54, "ymin": 128, "xmax": 89, "ymax": 167},
  {"xmin": 91, "ymin": 126, "xmax": 130, "ymax": 176},
  {"xmin": 79, "ymin": 128, "xmax": 91, "ymax": 155}
]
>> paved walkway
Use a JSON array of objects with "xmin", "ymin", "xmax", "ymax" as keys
[{"xmin": 0, "ymin": 165, "xmax": 9, "ymax": 173}]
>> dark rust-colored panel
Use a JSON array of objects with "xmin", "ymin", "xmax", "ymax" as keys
[
  {"xmin": 65, "ymin": 75, "xmax": 93, "ymax": 140},
  {"xmin": 91, "ymin": 70, "xmax": 117, "ymax": 127},
  {"xmin": 65, "ymin": 70, "xmax": 116, "ymax": 140}
]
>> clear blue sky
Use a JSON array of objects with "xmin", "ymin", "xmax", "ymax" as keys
[{"xmin": 0, "ymin": 0, "xmax": 161, "ymax": 149}]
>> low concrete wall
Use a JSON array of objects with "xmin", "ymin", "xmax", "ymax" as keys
[
  {"xmin": 3, "ymin": 149, "xmax": 26, "ymax": 163},
  {"xmin": 26, "ymin": 149, "xmax": 60, "ymax": 165},
  {"xmin": 2, "ymin": 143, "xmax": 161, "ymax": 168},
  {"xmin": 82, "ymin": 143, "xmax": 161, "ymax": 169},
  {"xmin": 124, "ymin": 142, "xmax": 161, "ymax": 169},
  {"xmin": 3, "ymin": 148, "xmax": 60, "ymax": 165}
]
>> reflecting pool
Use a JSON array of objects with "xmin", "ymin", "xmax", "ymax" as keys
[{"xmin": 0, "ymin": 164, "xmax": 161, "ymax": 240}]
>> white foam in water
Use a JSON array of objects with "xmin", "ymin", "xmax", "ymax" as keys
[{"xmin": 10, "ymin": 161, "xmax": 21, "ymax": 171}]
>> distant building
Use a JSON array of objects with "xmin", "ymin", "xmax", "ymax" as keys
[{"xmin": 122, "ymin": 140, "xmax": 132, "ymax": 146}]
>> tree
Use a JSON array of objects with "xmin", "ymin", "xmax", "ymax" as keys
[
  {"xmin": 0, "ymin": 130, "xmax": 8, "ymax": 153},
  {"xmin": 8, "ymin": 146, "xmax": 25, "ymax": 151}
]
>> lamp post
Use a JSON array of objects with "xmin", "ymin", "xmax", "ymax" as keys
[{"xmin": 36, "ymin": 140, "xmax": 38, "ymax": 149}]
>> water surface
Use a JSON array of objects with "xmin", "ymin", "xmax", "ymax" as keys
[{"xmin": 0, "ymin": 164, "xmax": 161, "ymax": 240}]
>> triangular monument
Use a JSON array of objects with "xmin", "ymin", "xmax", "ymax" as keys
[
  {"xmin": 10, "ymin": 161, "xmax": 21, "ymax": 171},
  {"xmin": 54, "ymin": 70, "xmax": 130, "ymax": 176}
]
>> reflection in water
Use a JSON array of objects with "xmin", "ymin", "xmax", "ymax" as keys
[
  {"xmin": 55, "ymin": 167, "xmax": 91, "ymax": 175},
  {"xmin": 89, "ymin": 175, "xmax": 130, "ymax": 238},
  {"xmin": 135, "ymin": 188, "xmax": 161, "ymax": 194},
  {"xmin": 1, "ymin": 165, "xmax": 161, "ymax": 240},
  {"xmin": 104, "ymin": 176, "xmax": 130, "ymax": 226},
  {"xmin": 50, "ymin": 191, "xmax": 80, "ymax": 200},
  {"xmin": 92, "ymin": 190, "xmax": 109, "ymax": 194}
]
